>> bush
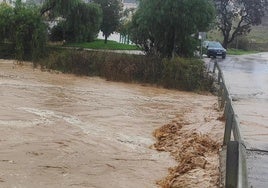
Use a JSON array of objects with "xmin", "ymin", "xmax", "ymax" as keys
[
  {"xmin": 49, "ymin": 23, "xmax": 64, "ymax": 42},
  {"xmin": 229, "ymin": 36, "xmax": 250, "ymax": 50},
  {"xmin": 0, "ymin": 2, "xmax": 47, "ymax": 61},
  {"xmin": 0, "ymin": 43, "xmax": 15, "ymax": 59},
  {"xmin": 38, "ymin": 49, "xmax": 213, "ymax": 91},
  {"xmin": 162, "ymin": 58, "xmax": 205, "ymax": 90}
]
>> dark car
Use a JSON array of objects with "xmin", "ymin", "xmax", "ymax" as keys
[{"xmin": 206, "ymin": 41, "xmax": 226, "ymax": 59}]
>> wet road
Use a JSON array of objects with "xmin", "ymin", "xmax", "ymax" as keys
[{"xmin": 215, "ymin": 53, "xmax": 268, "ymax": 188}]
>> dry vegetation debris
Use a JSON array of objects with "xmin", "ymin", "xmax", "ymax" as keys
[{"xmin": 153, "ymin": 116, "xmax": 222, "ymax": 188}]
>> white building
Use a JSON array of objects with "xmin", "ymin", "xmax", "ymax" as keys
[
  {"xmin": 122, "ymin": 0, "xmax": 137, "ymax": 9},
  {"xmin": 0, "ymin": 0, "xmax": 26, "ymax": 5}
]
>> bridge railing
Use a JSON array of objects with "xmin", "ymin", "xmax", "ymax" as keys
[{"xmin": 212, "ymin": 60, "xmax": 248, "ymax": 188}]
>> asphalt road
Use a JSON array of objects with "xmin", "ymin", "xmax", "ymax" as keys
[{"xmin": 208, "ymin": 53, "xmax": 268, "ymax": 188}]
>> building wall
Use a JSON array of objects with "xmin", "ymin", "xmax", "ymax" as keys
[{"xmin": 0, "ymin": 0, "xmax": 26, "ymax": 5}]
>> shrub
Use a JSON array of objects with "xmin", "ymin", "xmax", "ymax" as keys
[
  {"xmin": 0, "ymin": 43, "xmax": 15, "ymax": 59},
  {"xmin": 49, "ymin": 23, "xmax": 64, "ymax": 42},
  {"xmin": 162, "ymin": 58, "xmax": 211, "ymax": 91},
  {"xmin": 229, "ymin": 36, "xmax": 250, "ymax": 50},
  {"xmin": 38, "ymin": 49, "xmax": 213, "ymax": 92}
]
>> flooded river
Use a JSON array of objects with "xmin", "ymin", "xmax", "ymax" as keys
[{"xmin": 0, "ymin": 60, "xmax": 223, "ymax": 188}]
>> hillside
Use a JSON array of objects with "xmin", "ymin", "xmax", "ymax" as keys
[
  {"xmin": 208, "ymin": 13, "xmax": 268, "ymax": 51},
  {"xmin": 248, "ymin": 14, "xmax": 268, "ymax": 44},
  {"xmin": 261, "ymin": 13, "xmax": 268, "ymax": 26}
]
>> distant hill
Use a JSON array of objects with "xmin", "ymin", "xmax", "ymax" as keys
[
  {"xmin": 249, "ymin": 13, "xmax": 268, "ymax": 43},
  {"xmin": 261, "ymin": 14, "xmax": 268, "ymax": 26}
]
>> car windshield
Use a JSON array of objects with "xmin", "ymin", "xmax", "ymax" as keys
[{"xmin": 208, "ymin": 42, "xmax": 223, "ymax": 48}]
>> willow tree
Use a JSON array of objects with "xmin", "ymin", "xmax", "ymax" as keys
[
  {"xmin": 40, "ymin": 0, "xmax": 82, "ymax": 17},
  {"xmin": 129, "ymin": 0, "xmax": 215, "ymax": 57},
  {"xmin": 93, "ymin": 0, "xmax": 123, "ymax": 43},
  {"xmin": 0, "ymin": 1, "xmax": 47, "ymax": 60},
  {"xmin": 0, "ymin": 3, "xmax": 13, "ymax": 42},
  {"xmin": 63, "ymin": 3, "xmax": 102, "ymax": 42},
  {"xmin": 214, "ymin": 0, "xmax": 268, "ymax": 48},
  {"xmin": 42, "ymin": 0, "xmax": 102, "ymax": 42}
]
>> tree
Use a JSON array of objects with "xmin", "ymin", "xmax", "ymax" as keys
[
  {"xmin": 0, "ymin": 1, "xmax": 47, "ymax": 60},
  {"xmin": 0, "ymin": 3, "xmax": 14, "ymax": 42},
  {"xmin": 63, "ymin": 3, "xmax": 102, "ymax": 42},
  {"xmin": 41, "ymin": 0, "xmax": 82, "ymax": 17},
  {"xmin": 129, "ymin": 0, "xmax": 215, "ymax": 58},
  {"xmin": 214, "ymin": 0, "xmax": 268, "ymax": 48},
  {"xmin": 42, "ymin": 0, "xmax": 102, "ymax": 42},
  {"xmin": 93, "ymin": 0, "xmax": 123, "ymax": 43}
]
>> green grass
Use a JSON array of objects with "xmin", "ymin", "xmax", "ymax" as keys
[
  {"xmin": 227, "ymin": 48, "xmax": 259, "ymax": 55},
  {"xmin": 66, "ymin": 39, "xmax": 140, "ymax": 50}
]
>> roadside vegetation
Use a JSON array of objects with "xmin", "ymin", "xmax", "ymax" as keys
[
  {"xmin": 38, "ymin": 49, "xmax": 213, "ymax": 91},
  {"xmin": 1, "ymin": 0, "xmax": 267, "ymax": 92},
  {"xmin": 65, "ymin": 39, "xmax": 140, "ymax": 50},
  {"xmin": 227, "ymin": 49, "xmax": 259, "ymax": 55}
]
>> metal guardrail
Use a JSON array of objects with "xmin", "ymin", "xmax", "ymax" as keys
[{"xmin": 212, "ymin": 61, "xmax": 248, "ymax": 188}]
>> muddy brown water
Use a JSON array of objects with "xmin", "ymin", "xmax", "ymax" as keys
[{"xmin": 0, "ymin": 60, "xmax": 223, "ymax": 188}]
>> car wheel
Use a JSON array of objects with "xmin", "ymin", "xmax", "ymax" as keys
[
  {"xmin": 207, "ymin": 54, "xmax": 210, "ymax": 58},
  {"xmin": 222, "ymin": 55, "xmax": 226, "ymax": 59}
]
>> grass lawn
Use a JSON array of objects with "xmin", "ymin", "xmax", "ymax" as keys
[
  {"xmin": 227, "ymin": 48, "xmax": 259, "ymax": 55},
  {"xmin": 66, "ymin": 39, "xmax": 140, "ymax": 50}
]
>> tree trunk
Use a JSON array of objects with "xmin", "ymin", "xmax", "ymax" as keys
[
  {"xmin": 104, "ymin": 36, "xmax": 108, "ymax": 44},
  {"xmin": 223, "ymin": 35, "xmax": 229, "ymax": 49}
]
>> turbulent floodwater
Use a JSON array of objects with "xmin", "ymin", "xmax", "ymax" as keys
[{"xmin": 0, "ymin": 60, "xmax": 223, "ymax": 188}]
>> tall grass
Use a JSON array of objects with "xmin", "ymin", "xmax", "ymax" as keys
[
  {"xmin": 0, "ymin": 43, "xmax": 15, "ymax": 59},
  {"xmin": 66, "ymin": 39, "xmax": 140, "ymax": 50},
  {"xmin": 38, "ymin": 49, "xmax": 213, "ymax": 91}
]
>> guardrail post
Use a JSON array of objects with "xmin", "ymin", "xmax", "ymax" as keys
[
  {"xmin": 223, "ymin": 110, "xmax": 233, "ymax": 145},
  {"xmin": 213, "ymin": 60, "xmax": 217, "ymax": 73},
  {"xmin": 226, "ymin": 141, "xmax": 239, "ymax": 188},
  {"xmin": 218, "ymin": 69, "xmax": 221, "ymax": 84},
  {"xmin": 238, "ymin": 144, "xmax": 249, "ymax": 188},
  {"xmin": 232, "ymin": 117, "xmax": 242, "ymax": 143},
  {"xmin": 220, "ymin": 82, "xmax": 226, "ymax": 109},
  {"xmin": 224, "ymin": 98, "xmax": 230, "ymax": 119}
]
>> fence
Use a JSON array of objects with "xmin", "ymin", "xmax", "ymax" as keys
[{"xmin": 212, "ymin": 61, "xmax": 248, "ymax": 188}]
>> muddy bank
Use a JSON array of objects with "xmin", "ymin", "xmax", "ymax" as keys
[{"xmin": 0, "ymin": 60, "xmax": 224, "ymax": 187}]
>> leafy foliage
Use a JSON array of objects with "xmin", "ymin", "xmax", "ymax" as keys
[
  {"xmin": 129, "ymin": 0, "xmax": 215, "ymax": 58},
  {"xmin": 0, "ymin": 3, "xmax": 14, "ymax": 42},
  {"xmin": 41, "ymin": 0, "xmax": 82, "ymax": 17},
  {"xmin": 66, "ymin": 39, "xmax": 140, "ymax": 50},
  {"xmin": 0, "ymin": 1, "xmax": 47, "ymax": 61},
  {"xmin": 63, "ymin": 3, "xmax": 102, "ymax": 42},
  {"xmin": 44, "ymin": 0, "xmax": 102, "ymax": 42},
  {"xmin": 214, "ymin": 0, "xmax": 268, "ymax": 48},
  {"xmin": 93, "ymin": 0, "xmax": 123, "ymax": 43},
  {"xmin": 38, "ymin": 49, "xmax": 213, "ymax": 91}
]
